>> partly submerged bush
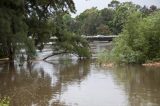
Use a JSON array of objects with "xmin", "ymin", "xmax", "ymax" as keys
[
  {"xmin": 97, "ymin": 50, "xmax": 113, "ymax": 64},
  {"xmin": 99, "ymin": 10, "xmax": 160, "ymax": 64},
  {"xmin": 55, "ymin": 31, "xmax": 91, "ymax": 59},
  {"xmin": 112, "ymin": 10, "xmax": 160, "ymax": 64}
]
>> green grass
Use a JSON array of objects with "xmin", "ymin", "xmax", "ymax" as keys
[{"xmin": 97, "ymin": 50, "xmax": 112, "ymax": 64}]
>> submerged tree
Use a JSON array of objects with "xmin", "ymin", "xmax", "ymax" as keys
[
  {"xmin": 0, "ymin": 0, "xmax": 32, "ymax": 62},
  {"xmin": 43, "ymin": 12, "xmax": 91, "ymax": 60},
  {"xmin": 25, "ymin": 0, "xmax": 76, "ymax": 49},
  {"xmin": 0, "ymin": 0, "xmax": 91, "ymax": 62}
]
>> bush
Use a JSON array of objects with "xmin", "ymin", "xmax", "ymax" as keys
[
  {"xmin": 97, "ymin": 50, "xmax": 113, "ymax": 64},
  {"xmin": 111, "ymin": 10, "xmax": 160, "ymax": 64}
]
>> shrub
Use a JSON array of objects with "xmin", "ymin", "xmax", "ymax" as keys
[{"xmin": 110, "ymin": 10, "xmax": 160, "ymax": 64}]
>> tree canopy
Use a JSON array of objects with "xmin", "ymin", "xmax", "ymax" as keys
[{"xmin": 0, "ymin": 0, "xmax": 91, "ymax": 62}]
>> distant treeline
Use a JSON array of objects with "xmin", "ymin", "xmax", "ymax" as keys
[{"xmin": 63, "ymin": 0, "xmax": 159, "ymax": 36}]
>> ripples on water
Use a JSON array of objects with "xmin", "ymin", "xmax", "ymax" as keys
[{"xmin": 0, "ymin": 41, "xmax": 160, "ymax": 106}]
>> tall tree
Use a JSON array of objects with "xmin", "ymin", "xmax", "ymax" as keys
[
  {"xmin": 0, "ymin": 0, "xmax": 77, "ymax": 62},
  {"xmin": 0, "ymin": 0, "xmax": 31, "ymax": 61},
  {"xmin": 112, "ymin": 2, "xmax": 140, "ymax": 34},
  {"xmin": 76, "ymin": 7, "xmax": 100, "ymax": 36},
  {"xmin": 25, "ymin": 0, "xmax": 76, "ymax": 49}
]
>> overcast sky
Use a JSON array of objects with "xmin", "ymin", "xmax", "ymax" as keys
[{"xmin": 72, "ymin": 0, "xmax": 160, "ymax": 17}]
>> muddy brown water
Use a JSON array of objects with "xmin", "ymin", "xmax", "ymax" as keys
[{"xmin": 0, "ymin": 41, "xmax": 160, "ymax": 106}]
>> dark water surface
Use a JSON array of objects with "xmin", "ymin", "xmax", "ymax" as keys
[{"xmin": 0, "ymin": 42, "xmax": 160, "ymax": 106}]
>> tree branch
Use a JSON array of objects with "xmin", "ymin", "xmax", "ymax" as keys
[{"xmin": 43, "ymin": 51, "xmax": 68, "ymax": 60}]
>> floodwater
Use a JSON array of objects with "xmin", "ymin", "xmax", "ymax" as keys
[{"xmin": 0, "ymin": 41, "xmax": 160, "ymax": 106}]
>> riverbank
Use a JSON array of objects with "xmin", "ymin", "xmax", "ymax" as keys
[
  {"xmin": 101, "ymin": 63, "xmax": 114, "ymax": 68},
  {"xmin": 100, "ymin": 62, "xmax": 160, "ymax": 68},
  {"xmin": 142, "ymin": 62, "xmax": 160, "ymax": 67},
  {"xmin": 101, "ymin": 62, "xmax": 160, "ymax": 68}
]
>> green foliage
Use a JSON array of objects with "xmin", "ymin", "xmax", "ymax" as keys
[
  {"xmin": 53, "ymin": 14, "xmax": 91, "ymax": 58},
  {"xmin": 55, "ymin": 32, "xmax": 91, "ymax": 58},
  {"xmin": 0, "ymin": 0, "xmax": 159, "ymax": 61},
  {"xmin": 74, "ymin": 7, "xmax": 115, "ymax": 36},
  {"xmin": 96, "ymin": 24, "xmax": 111, "ymax": 35},
  {"xmin": 77, "ymin": 7, "xmax": 100, "ymax": 36},
  {"xmin": 112, "ymin": 10, "xmax": 160, "ymax": 64},
  {"xmin": 108, "ymin": 0, "xmax": 120, "ymax": 8},
  {"xmin": 73, "ymin": 1, "xmax": 159, "ymax": 36},
  {"xmin": 0, "ymin": 0, "xmax": 33, "ymax": 61},
  {"xmin": 97, "ymin": 50, "xmax": 113, "ymax": 63},
  {"xmin": 0, "ymin": 0, "xmax": 77, "ymax": 61},
  {"xmin": 71, "ymin": 35, "xmax": 91, "ymax": 58},
  {"xmin": 0, "ymin": 97, "xmax": 10, "ymax": 106},
  {"xmin": 112, "ymin": 2, "xmax": 140, "ymax": 34},
  {"xmin": 142, "ymin": 11, "xmax": 160, "ymax": 60}
]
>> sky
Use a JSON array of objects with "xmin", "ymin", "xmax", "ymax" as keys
[{"xmin": 72, "ymin": 0, "xmax": 160, "ymax": 17}]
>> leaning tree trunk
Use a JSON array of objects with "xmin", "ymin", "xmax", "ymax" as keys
[
  {"xmin": 43, "ymin": 52, "xmax": 67, "ymax": 61},
  {"xmin": 7, "ymin": 42, "xmax": 15, "ymax": 63},
  {"xmin": 8, "ymin": 18, "xmax": 16, "ymax": 63},
  {"xmin": 9, "ymin": 47, "xmax": 14, "ymax": 62}
]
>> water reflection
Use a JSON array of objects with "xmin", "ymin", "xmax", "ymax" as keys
[
  {"xmin": 0, "ymin": 60, "xmax": 91, "ymax": 106},
  {"xmin": 0, "ymin": 62, "xmax": 53, "ymax": 106},
  {"xmin": 111, "ymin": 65, "xmax": 160, "ymax": 106},
  {"xmin": 0, "ymin": 60, "xmax": 160, "ymax": 106}
]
